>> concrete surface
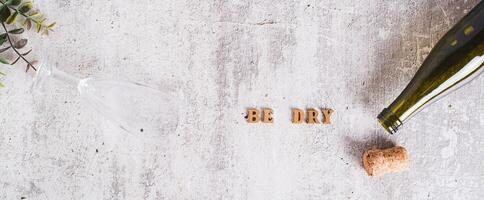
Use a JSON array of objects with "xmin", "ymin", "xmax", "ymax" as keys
[{"xmin": 0, "ymin": 0, "xmax": 483, "ymax": 199}]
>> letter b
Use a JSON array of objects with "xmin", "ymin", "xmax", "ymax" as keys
[{"xmin": 247, "ymin": 108, "xmax": 261, "ymax": 123}]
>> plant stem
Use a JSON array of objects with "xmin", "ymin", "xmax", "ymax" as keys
[{"xmin": 1, "ymin": 22, "xmax": 36, "ymax": 71}]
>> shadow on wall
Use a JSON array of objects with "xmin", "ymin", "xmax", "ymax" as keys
[
  {"xmin": 358, "ymin": 0, "xmax": 480, "ymax": 112},
  {"xmin": 342, "ymin": 1, "xmax": 429, "ymax": 170},
  {"xmin": 359, "ymin": 1, "xmax": 428, "ymax": 112}
]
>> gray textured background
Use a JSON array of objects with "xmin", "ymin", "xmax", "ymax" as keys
[{"xmin": 0, "ymin": 0, "xmax": 483, "ymax": 199}]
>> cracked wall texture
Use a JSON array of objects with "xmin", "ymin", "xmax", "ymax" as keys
[{"xmin": 0, "ymin": 0, "xmax": 483, "ymax": 199}]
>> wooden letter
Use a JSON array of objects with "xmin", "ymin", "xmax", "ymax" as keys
[
  {"xmin": 262, "ymin": 108, "xmax": 274, "ymax": 123},
  {"xmin": 247, "ymin": 108, "xmax": 260, "ymax": 123},
  {"xmin": 307, "ymin": 108, "xmax": 319, "ymax": 124},
  {"xmin": 321, "ymin": 108, "xmax": 334, "ymax": 124},
  {"xmin": 292, "ymin": 108, "xmax": 305, "ymax": 123}
]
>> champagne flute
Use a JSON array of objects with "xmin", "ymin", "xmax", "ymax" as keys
[{"xmin": 31, "ymin": 59, "xmax": 179, "ymax": 138}]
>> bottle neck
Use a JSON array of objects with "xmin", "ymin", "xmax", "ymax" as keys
[{"xmin": 377, "ymin": 108, "xmax": 403, "ymax": 134}]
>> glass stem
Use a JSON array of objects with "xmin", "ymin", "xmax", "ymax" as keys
[{"xmin": 51, "ymin": 68, "xmax": 80, "ymax": 86}]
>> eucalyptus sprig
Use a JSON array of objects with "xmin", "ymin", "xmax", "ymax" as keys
[{"xmin": 0, "ymin": 0, "xmax": 54, "ymax": 88}]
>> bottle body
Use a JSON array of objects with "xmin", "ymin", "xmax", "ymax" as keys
[{"xmin": 378, "ymin": 2, "xmax": 484, "ymax": 134}]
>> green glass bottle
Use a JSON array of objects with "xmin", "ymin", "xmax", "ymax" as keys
[{"xmin": 378, "ymin": 1, "xmax": 484, "ymax": 134}]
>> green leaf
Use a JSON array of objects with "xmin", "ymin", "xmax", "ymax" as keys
[
  {"xmin": 28, "ymin": 11, "xmax": 39, "ymax": 17},
  {"xmin": 23, "ymin": 19, "xmax": 31, "ymax": 30},
  {"xmin": 47, "ymin": 22, "xmax": 56, "ymax": 29},
  {"xmin": 35, "ymin": 22, "xmax": 41, "ymax": 33},
  {"xmin": 0, "ymin": 57, "xmax": 9, "ymax": 64},
  {"xmin": 21, "ymin": 49, "xmax": 31, "ymax": 56},
  {"xmin": 12, "ymin": 0, "xmax": 21, "ymax": 6},
  {"xmin": 19, "ymin": 2, "xmax": 32, "ymax": 13},
  {"xmin": 0, "ymin": 34, "xmax": 7, "ymax": 46},
  {"xmin": 14, "ymin": 38, "xmax": 27, "ymax": 49},
  {"xmin": 0, "ymin": 46, "xmax": 10, "ymax": 53},
  {"xmin": 0, "ymin": 5, "xmax": 11, "ymax": 22},
  {"xmin": 0, "ymin": 82, "xmax": 4, "ymax": 88},
  {"xmin": 7, "ymin": 0, "xmax": 22, "ymax": 6},
  {"xmin": 10, "ymin": 56, "xmax": 20, "ymax": 65},
  {"xmin": 6, "ymin": 11, "xmax": 18, "ymax": 24},
  {"xmin": 0, "ymin": 71, "xmax": 5, "ymax": 76},
  {"xmin": 8, "ymin": 28, "xmax": 23, "ymax": 34}
]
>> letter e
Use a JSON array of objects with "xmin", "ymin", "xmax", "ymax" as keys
[{"xmin": 262, "ymin": 108, "xmax": 274, "ymax": 123}]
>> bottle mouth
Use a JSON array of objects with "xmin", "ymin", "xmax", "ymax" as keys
[{"xmin": 377, "ymin": 108, "xmax": 403, "ymax": 134}]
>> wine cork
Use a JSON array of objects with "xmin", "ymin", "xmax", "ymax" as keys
[{"xmin": 362, "ymin": 146, "xmax": 409, "ymax": 177}]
